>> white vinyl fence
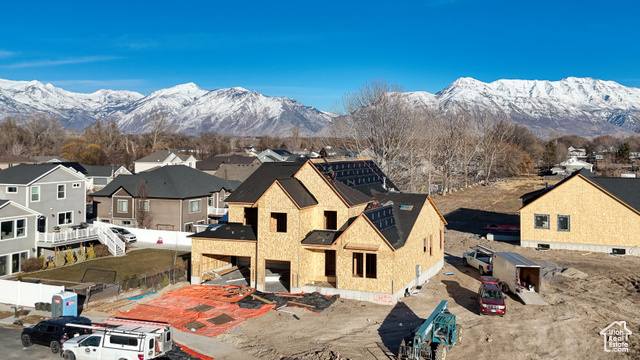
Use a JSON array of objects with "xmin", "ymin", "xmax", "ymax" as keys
[
  {"xmin": 91, "ymin": 222, "xmax": 192, "ymax": 247},
  {"xmin": 0, "ymin": 279, "xmax": 64, "ymax": 307}
]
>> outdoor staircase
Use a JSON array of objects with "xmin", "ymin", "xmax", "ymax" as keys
[{"xmin": 96, "ymin": 226, "xmax": 127, "ymax": 257}]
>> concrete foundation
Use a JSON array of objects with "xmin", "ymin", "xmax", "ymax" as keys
[
  {"xmin": 521, "ymin": 239, "xmax": 640, "ymax": 256},
  {"xmin": 297, "ymin": 258, "xmax": 444, "ymax": 305}
]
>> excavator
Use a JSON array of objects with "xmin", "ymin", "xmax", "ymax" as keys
[{"xmin": 397, "ymin": 300, "xmax": 461, "ymax": 360}]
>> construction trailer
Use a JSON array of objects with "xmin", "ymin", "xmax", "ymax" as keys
[{"xmin": 492, "ymin": 252, "xmax": 546, "ymax": 306}]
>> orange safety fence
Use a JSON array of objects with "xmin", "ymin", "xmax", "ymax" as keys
[{"xmin": 116, "ymin": 285, "xmax": 271, "ymax": 338}]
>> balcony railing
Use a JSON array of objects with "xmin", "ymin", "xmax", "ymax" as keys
[
  {"xmin": 207, "ymin": 207, "xmax": 228, "ymax": 216},
  {"xmin": 37, "ymin": 227, "xmax": 99, "ymax": 244}
]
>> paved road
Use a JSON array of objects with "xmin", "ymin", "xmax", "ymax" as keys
[
  {"xmin": 0, "ymin": 326, "xmax": 62, "ymax": 360},
  {"xmin": 1, "ymin": 325, "xmax": 202, "ymax": 360}
]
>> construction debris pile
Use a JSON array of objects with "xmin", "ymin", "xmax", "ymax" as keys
[{"xmin": 238, "ymin": 290, "xmax": 339, "ymax": 312}]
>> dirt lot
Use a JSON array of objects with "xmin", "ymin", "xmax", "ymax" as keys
[{"xmin": 217, "ymin": 177, "xmax": 640, "ymax": 359}]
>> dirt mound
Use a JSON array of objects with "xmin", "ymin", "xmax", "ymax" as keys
[
  {"xmin": 537, "ymin": 260, "xmax": 565, "ymax": 283},
  {"xmin": 283, "ymin": 348, "xmax": 351, "ymax": 360},
  {"xmin": 561, "ymin": 267, "xmax": 588, "ymax": 279}
]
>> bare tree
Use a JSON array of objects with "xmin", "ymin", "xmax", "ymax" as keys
[
  {"xmin": 136, "ymin": 180, "xmax": 154, "ymax": 229},
  {"xmin": 147, "ymin": 109, "xmax": 173, "ymax": 150},
  {"xmin": 21, "ymin": 114, "xmax": 65, "ymax": 156},
  {"xmin": 475, "ymin": 113, "xmax": 516, "ymax": 183},
  {"xmin": 331, "ymin": 80, "xmax": 416, "ymax": 189}
]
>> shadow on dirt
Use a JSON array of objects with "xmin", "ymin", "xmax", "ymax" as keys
[
  {"xmin": 442, "ymin": 280, "xmax": 478, "ymax": 314},
  {"xmin": 378, "ymin": 302, "xmax": 423, "ymax": 356},
  {"xmin": 444, "ymin": 208, "xmax": 519, "ymax": 235}
]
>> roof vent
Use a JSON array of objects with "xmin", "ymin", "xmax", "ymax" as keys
[{"xmin": 399, "ymin": 205, "xmax": 413, "ymax": 211}]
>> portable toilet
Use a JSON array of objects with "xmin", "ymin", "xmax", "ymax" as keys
[{"xmin": 52, "ymin": 291, "xmax": 78, "ymax": 317}]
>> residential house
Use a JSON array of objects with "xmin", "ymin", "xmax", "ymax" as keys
[
  {"xmin": 92, "ymin": 165, "xmax": 240, "ymax": 230},
  {"xmin": 79, "ymin": 165, "xmax": 131, "ymax": 192},
  {"xmin": 520, "ymin": 169, "xmax": 640, "ymax": 255},
  {"xmin": 0, "ymin": 200, "xmax": 40, "ymax": 276},
  {"xmin": 189, "ymin": 158, "xmax": 446, "ymax": 304},
  {"xmin": 133, "ymin": 150, "xmax": 198, "ymax": 173},
  {"xmin": 0, "ymin": 164, "xmax": 87, "ymax": 232},
  {"xmin": 0, "ymin": 155, "xmax": 36, "ymax": 170},
  {"xmin": 32, "ymin": 156, "xmax": 69, "ymax": 163},
  {"xmin": 257, "ymin": 149, "xmax": 294, "ymax": 163},
  {"xmin": 197, "ymin": 154, "xmax": 261, "ymax": 182},
  {"xmin": 568, "ymin": 146, "xmax": 587, "ymax": 159},
  {"xmin": 555, "ymin": 157, "xmax": 593, "ymax": 174}
]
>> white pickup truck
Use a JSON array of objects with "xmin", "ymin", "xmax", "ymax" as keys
[
  {"xmin": 463, "ymin": 245, "xmax": 494, "ymax": 275},
  {"xmin": 61, "ymin": 318, "xmax": 172, "ymax": 360}
]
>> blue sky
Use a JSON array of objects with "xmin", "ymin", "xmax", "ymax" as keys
[{"xmin": 1, "ymin": 0, "xmax": 639, "ymax": 111}]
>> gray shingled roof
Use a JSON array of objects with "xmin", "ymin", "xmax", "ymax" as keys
[
  {"xmin": 365, "ymin": 192, "xmax": 428, "ymax": 249},
  {"xmin": 277, "ymin": 178, "xmax": 318, "ymax": 208},
  {"xmin": 0, "ymin": 200, "xmax": 9, "ymax": 208},
  {"xmin": 226, "ymin": 162, "xmax": 305, "ymax": 203},
  {"xmin": 135, "ymin": 150, "xmax": 175, "ymax": 163},
  {"xmin": 331, "ymin": 180, "xmax": 373, "ymax": 206},
  {"xmin": 189, "ymin": 223, "xmax": 256, "ymax": 240},
  {"xmin": 197, "ymin": 154, "xmax": 258, "ymax": 171},
  {"xmin": 0, "ymin": 164, "xmax": 76, "ymax": 185},
  {"xmin": 301, "ymin": 230, "xmax": 342, "ymax": 245},
  {"xmin": 92, "ymin": 165, "xmax": 240, "ymax": 199}
]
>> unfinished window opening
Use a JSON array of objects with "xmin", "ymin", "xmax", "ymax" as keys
[
  {"xmin": 537, "ymin": 243, "xmax": 550, "ymax": 250},
  {"xmin": 243, "ymin": 207, "xmax": 257, "ymax": 226},
  {"xmin": 440, "ymin": 230, "xmax": 443, "ymax": 249},
  {"xmin": 429, "ymin": 235, "xmax": 433, "ymax": 256},
  {"xmin": 325, "ymin": 250, "xmax": 336, "ymax": 277},
  {"xmin": 365, "ymin": 253, "xmax": 377, "ymax": 278},
  {"xmin": 557, "ymin": 215, "xmax": 570, "ymax": 232},
  {"xmin": 534, "ymin": 214, "xmax": 549, "ymax": 229},
  {"xmin": 270, "ymin": 212, "xmax": 287, "ymax": 233},
  {"xmin": 423, "ymin": 238, "xmax": 427, "ymax": 253},
  {"xmin": 324, "ymin": 211, "xmax": 337, "ymax": 230},
  {"xmin": 352, "ymin": 252, "xmax": 364, "ymax": 277}
]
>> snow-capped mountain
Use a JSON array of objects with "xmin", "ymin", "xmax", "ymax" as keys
[
  {"xmin": 0, "ymin": 79, "xmax": 334, "ymax": 136},
  {"xmin": 404, "ymin": 77, "xmax": 640, "ymax": 137}
]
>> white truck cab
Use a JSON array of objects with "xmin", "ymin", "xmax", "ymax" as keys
[{"xmin": 61, "ymin": 318, "xmax": 172, "ymax": 360}]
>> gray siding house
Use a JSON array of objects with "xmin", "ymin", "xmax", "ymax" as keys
[
  {"xmin": 0, "ymin": 164, "xmax": 87, "ymax": 232},
  {"xmin": 0, "ymin": 200, "xmax": 40, "ymax": 276}
]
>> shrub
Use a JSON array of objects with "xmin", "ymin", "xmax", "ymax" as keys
[
  {"xmin": 93, "ymin": 244, "xmax": 110, "ymax": 258},
  {"xmin": 87, "ymin": 244, "xmax": 96, "ymax": 259},
  {"xmin": 21, "ymin": 257, "xmax": 42, "ymax": 272},
  {"xmin": 54, "ymin": 251, "xmax": 66, "ymax": 267},
  {"xmin": 76, "ymin": 246, "xmax": 86, "ymax": 262},
  {"xmin": 65, "ymin": 247, "xmax": 76, "ymax": 265},
  {"xmin": 161, "ymin": 276, "xmax": 170, "ymax": 288},
  {"xmin": 39, "ymin": 255, "xmax": 46, "ymax": 270}
]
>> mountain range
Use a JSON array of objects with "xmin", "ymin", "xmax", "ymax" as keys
[
  {"xmin": 404, "ymin": 77, "xmax": 640, "ymax": 137},
  {"xmin": 1, "ymin": 77, "xmax": 639, "ymax": 137}
]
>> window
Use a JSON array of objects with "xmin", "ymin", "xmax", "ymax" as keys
[
  {"xmin": 6, "ymin": 186, "xmax": 17, "ymax": 193},
  {"xmin": 324, "ymin": 211, "xmax": 337, "ymax": 230},
  {"xmin": 557, "ymin": 215, "xmax": 570, "ymax": 231},
  {"xmin": 0, "ymin": 256, "xmax": 6, "ymax": 276},
  {"xmin": 72, "ymin": 183, "xmax": 81, "ymax": 188},
  {"xmin": 534, "ymin": 214, "xmax": 550, "ymax": 229},
  {"xmin": 16, "ymin": 219, "xmax": 25, "ymax": 237},
  {"xmin": 185, "ymin": 223, "xmax": 193, "ymax": 232},
  {"xmin": 270, "ymin": 212, "xmax": 287, "ymax": 232},
  {"xmin": 57, "ymin": 184, "xmax": 66, "ymax": 199},
  {"xmin": 31, "ymin": 186, "xmax": 40, "ymax": 202},
  {"xmin": 365, "ymin": 253, "xmax": 377, "ymax": 278},
  {"xmin": 612, "ymin": 248, "xmax": 626, "ymax": 255},
  {"xmin": 208, "ymin": 197, "xmax": 214, "ymax": 207},
  {"xmin": 58, "ymin": 211, "xmax": 73, "ymax": 225},
  {"xmin": 429, "ymin": 235, "xmax": 433, "ymax": 256},
  {"xmin": 189, "ymin": 199, "xmax": 201, "ymax": 213},
  {"xmin": 537, "ymin": 244, "xmax": 550, "ymax": 250},
  {"xmin": 440, "ymin": 230, "xmax": 444, "ymax": 249},
  {"xmin": 117, "ymin": 200, "xmax": 128, "ymax": 213},
  {"xmin": 353, "ymin": 253, "xmax": 364, "ymax": 277},
  {"xmin": 109, "ymin": 335, "xmax": 138, "ymax": 346},
  {"xmin": 1, "ymin": 220, "xmax": 14, "ymax": 240},
  {"xmin": 423, "ymin": 238, "xmax": 427, "ymax": 253},
  {"xmin": 140, "ymin": 200, "xmax": 149, "ymax": 212}
]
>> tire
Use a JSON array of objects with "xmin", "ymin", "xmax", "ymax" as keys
[
  {"xmin": 63, "ymin": 351, "xmax": 76, "ymax": 360},
  {"xmin": 21, "ymin": 334, "xmax": 32, "ymax": 347},
  {"xmin": 455, "ymin": 326, "xmax": 463, "ymax": 345},
  {"xmin": 462, "ymin": 258, "xmax": 468, "ymax": 266},
  {"xmin": 501, "ymin": 283, "xmax": 509, "ymax": 294},
  {"xmin": 434, "ymin": 343, "xmax": 447, "ymax": 360},
  {"xmin": 479, "ymin": 266, "xmax": 485, "ymax": 275},
  {"xmin": 50, "ymin": 340, "xmax": 61, "ymax": 354}
]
